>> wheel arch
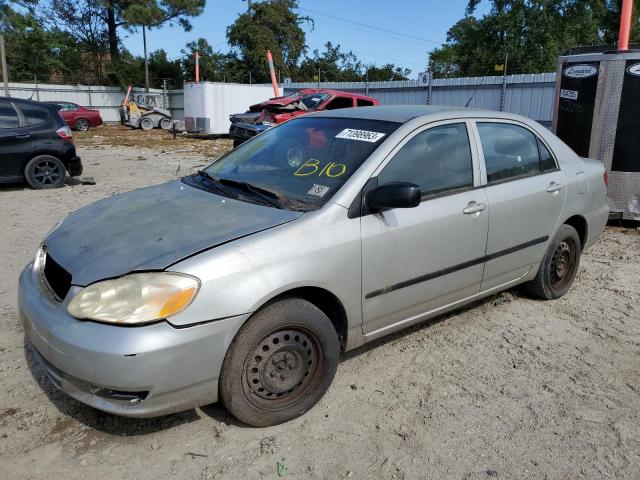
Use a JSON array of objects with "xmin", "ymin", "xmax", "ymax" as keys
[
  {"xmin": 256, "ymin": 286, "xmax": 349, "ymax": 351},
  {"xmin": 563, "ymin": 214, "xmax": 588, "ymax": 248},
  {"xmin": 74, "ymin": 117, "xmax": 90, "ymax": 128},
  {"xmin": 22, "ymin": 151, "xmax": 66, "ymax": 174}
]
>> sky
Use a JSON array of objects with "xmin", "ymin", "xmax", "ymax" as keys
[{"xmin": 122, "ymin": 0, "xmax": 491, "ymax": 78}]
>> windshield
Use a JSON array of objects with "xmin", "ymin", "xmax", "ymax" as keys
[
  {"xmin": 195, "ymin": 117, "xmax": 399, "ymax": 211},
  {"xmin": 299, "ymin": 93, "xmax": 331, "ymax": 109}
]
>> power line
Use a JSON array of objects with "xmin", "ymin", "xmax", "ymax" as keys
[{"xmin": 298, "ymin": 7, "xmax": 442, "ymax": 46}]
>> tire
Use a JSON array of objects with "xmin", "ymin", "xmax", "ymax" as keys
[
  {"xmin": 232, "ymin": 139, "xmax": 243, "ymax": 148},
  {"xmin": 24, "ymin": 155, "xmax": 66, "ymax": 189},
  {"xmin": 159, "ymin": 118, "xmax": 172, "ymax": 130},
  {"xmin": 139, "ymin": 117, "xmax": 154, "ymax": 131},
  {"xmin": 219, "ymin": 298, "xmax": 339, "ymax": 427},
  {"xmin": 524, "ymin": 224, "xmax": 582, "ymax": 300},
  {"xmin": 75, "ymin": 118, "xmax": 90, "ymax": 131}
]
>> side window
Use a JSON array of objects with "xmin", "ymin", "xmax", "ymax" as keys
[
  {"xmin": 378, "ymin": 123, "xmax": 474, "ymax": 196},
  {"xmin": 324, "ymin": 97, "xmax": 354, "ymax": 110},
  {"xmin": 67, "ymin": 103, "xmax": 79, "ymax": 111},
  {"xmin": 20, "ymin": 103, "xmax": 50, "ymax": 126},
  {"xmin": 0, "ymin": 101, "xmax": 19, "ymax": 129},
  {"xmin": 477, "ymin": 123, "xmax": 541, "ymax": 183},
  {"xmin": 537, "ymin": 138, "xmax": 557, "ymax": 171},
  {"xmin": 357, "ymin": 98, "xmax": 374, "ymax": 107}
]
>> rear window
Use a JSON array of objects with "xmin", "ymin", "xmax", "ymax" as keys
[
  {"xmin": 20, "ymin": 103, "xmax": 51, "ymax": 126},
  {"xmin": 0, "ymin": 101, "xmax": 19, "ymax": 129}
]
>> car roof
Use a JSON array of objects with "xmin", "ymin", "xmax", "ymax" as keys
[
  {"xmin": 297, "ymin": 88, "xmax": 377, "ymax": 101},
  {"xmin": 308, "ymin": 104, "xmax": 529, "ymax": 124}
]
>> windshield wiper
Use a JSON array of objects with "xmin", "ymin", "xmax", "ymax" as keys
[
  {"xmin": 217, "ymin": 177, "xmax": 283, "ymax": 209},
  {"xmin": 196, "ymin": 170, "xmax": 229, "ymax": 196}
]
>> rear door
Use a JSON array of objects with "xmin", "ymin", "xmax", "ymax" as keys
[
  {"xmin": 473, "ymin": 121, "xmax": 566, "ymax": 290},
  {"xmin": 361, "ymin": 121, "xmax": 489, "ymax": 336},
  {"xmin": 0, "ymin": 100, "xmax": 34, "ymax": 180}
]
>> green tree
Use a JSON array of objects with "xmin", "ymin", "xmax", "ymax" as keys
[
  {"xmin": 366, "ymin": 63, "xmax": 411, "ymax": 81},
  {"xmin": 148, "ymin": 49, "xmax": 183, "ymax": 87},
  {"xmin": 298, "ymin": 42, "xmax": 363, "ymax": 81},
  {"xmin": 93, "ymin": 0, "xmax": 205, "ymax": 61},
  {"xmin": 226, "ymin": 0, "xmax": 310, "ymax": 82},
  {"xmin": 428, "ymin": 0, "xmax": 638, "ymax": 78},
  {"xmin": 180, "ymin": 38, "xmax": 246, "ymax": 83}
]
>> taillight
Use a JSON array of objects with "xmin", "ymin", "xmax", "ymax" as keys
[
  {"xmin": 603, "ymin": 170, "xmax": 609, "ymax": 187},
  {"xmin": 56, "ymin": 126, "xmax": 73, "ymax": 143}
]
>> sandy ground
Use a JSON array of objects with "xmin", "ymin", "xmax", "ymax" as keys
[{"xmin": 1, "ymin": 127, "xmax": 639, "ymax": 479}]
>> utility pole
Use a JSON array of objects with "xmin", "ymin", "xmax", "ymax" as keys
[
  {"xmin": 143, "ymin": 26, "xmax": 149, "ymax": 92},
  {"xmin": 0, "ymin": 34, "xmax": 9, "ymax": 97}
]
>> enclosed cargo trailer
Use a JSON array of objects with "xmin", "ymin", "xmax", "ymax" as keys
[
  {"xmin": 183, "ymin": 82, "xmax": 272, "ymax": 135},
  {"xmin": 553, "ymin": 49, "xmax": 640, "ymax": 220}
]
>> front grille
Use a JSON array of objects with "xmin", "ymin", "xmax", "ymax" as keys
[{"xmin": 43, "ymin": 253, "xmax": 72, "ymax": 301}]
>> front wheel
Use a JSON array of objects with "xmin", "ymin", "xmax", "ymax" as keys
[
  {"xmin": 139, "ymin": 117, "xmax": 154, "ymax": 131},
  {"xmin": 524, "ymin": 224, "xmax": 582, "ymax": 299},
  {"xmin": 219, "ymin": 298, "xmax": 339, "ymax": 427}
]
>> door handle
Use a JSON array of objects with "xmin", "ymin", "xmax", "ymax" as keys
[
  {"xmin": 463, "ymin": 201, "xmax": 486, "ymax": 215},
  {"xmin": 15, "ymin": 133, "xmax": 30, "ymax": 139},
  {"xmin": 546, "ymin": 182, "xmax": 563, "ymax": 193}
]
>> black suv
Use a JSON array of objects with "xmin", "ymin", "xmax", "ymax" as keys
[{"xmin": 0, "ymin": 97, "xmax": 82, "ymax": 189}]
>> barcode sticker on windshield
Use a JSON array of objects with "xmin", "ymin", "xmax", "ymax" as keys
[
  {"xmin": 307, "ymin": 184, "xmax": 330, "ymax": 197},
  {"xmin": 335, "ymin": 129, "xmax": 386, "ymax": 143}
]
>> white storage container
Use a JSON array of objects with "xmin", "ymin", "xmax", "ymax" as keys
[{"xmin": 183, "ymin": 82, "xmax": 273, "ymax": 134}]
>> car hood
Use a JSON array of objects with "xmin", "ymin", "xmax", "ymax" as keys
[{"xmin": 44, "ymin": 180, "xmax": 303, "ymax": 286}]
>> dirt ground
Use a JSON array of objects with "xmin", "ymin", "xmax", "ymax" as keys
[{"xmin": 1, "ymin": 126, "xmax": 639, "ymax": 479}]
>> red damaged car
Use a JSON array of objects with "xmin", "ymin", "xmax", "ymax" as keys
[
  {"xmin": 45, "ymin": 102, "xmax": 103, "ymax": 132},
  {"xmin": 229, "ymin": 89, "xmax": 379, "ymax": 146}
]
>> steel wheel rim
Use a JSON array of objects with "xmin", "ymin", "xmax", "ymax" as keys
[
  {"xmin": 141, "ymin": 119, "xmax": 152, "ymax": 130},
  {"xmin": 76, "ymin": 120, "xmax": 89, "ymax": 131},
  {"xmin": 243, "ymin": 327, "xmax": 321, "ymax": 410},
  {"xmin": 33, "ymin": 160, "xmax": 62, "ymax": 185},
  {"xmin": 550, "ymin": 239, "xmax": 576, "ymax": 289}
]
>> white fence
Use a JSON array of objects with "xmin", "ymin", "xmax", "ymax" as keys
[
  {"xmin": 5, "ymin": 82, "xmax": 185, "ymax": 123},
  {"xmin": 5, "ymin": 73, "xmax": 557, "ymax": 125}
]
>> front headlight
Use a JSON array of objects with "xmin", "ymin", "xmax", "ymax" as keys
[{"xmin": 67, "ymin": 272, "xmax": 200, "ymax": 325}]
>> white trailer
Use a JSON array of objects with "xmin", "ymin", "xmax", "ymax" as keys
[{"xmin": 183, "ymin": 82, "xmax": 273, "ymax": 135}]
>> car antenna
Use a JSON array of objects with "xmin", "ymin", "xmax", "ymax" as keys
[{"xmin": 464, "ymin": 69, "xmax": 490, "ymax": 108}]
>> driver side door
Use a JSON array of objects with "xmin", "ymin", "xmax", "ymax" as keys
[{"xmin": 361, "ymin": 121, "xmax": 489, "ymax": 337}]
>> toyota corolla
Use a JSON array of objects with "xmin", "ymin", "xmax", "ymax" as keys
[{"xmin": 19, "ymin": 106, "xmax": 608, "ymax": 426}]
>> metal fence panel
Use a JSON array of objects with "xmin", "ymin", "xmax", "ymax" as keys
[{"xmin": 4, "ymin": 73, "xmax": 557, "ymax": 125}]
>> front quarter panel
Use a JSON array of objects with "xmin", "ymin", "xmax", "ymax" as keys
[{"xmin": 167, "ymin": 203, "xmax": 362, "ymax": 337}]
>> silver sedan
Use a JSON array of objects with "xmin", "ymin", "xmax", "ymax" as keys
[{"xmin": 19, "ymin": 106, "xmax": 608, "ymax": 426}]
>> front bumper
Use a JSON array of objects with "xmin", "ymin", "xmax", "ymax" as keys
[
  {"xmin": 19, "ymin": 262, "xmax": 248, "ymax": 418},
  {"xmin": 229, "ymin": 122, "xmax": 271, "ymax": 142}
]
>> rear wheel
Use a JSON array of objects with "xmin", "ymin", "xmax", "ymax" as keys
[
  {"xmin": 159, "ymin": 118, "xmax": 172, "ymax": 130},
  {"xmin": 219, "ymin": 298, "xmax": 339, "ymax": 427},
  {"xmin": 139, "ymin": 117, "xmax": 154, "ymax": 131},
  {"xmin": 24, "ymin": 155, "xmax": 66, "ymax": 189},
  {"xmin": 75, "ymin": 118, "xmax": 90, "ymax": 131},
  {"xmin": 524, "ymin": 224, "xmax": 581, "ymax": 299}
]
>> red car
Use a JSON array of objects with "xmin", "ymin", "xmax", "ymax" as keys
[
  {"xmin": 229, "ymin": 89, "xmax": 380, "ymax": 146},
  {"xmin": 46, "ymin": 102, "xmax": 103, "ymax": 131}
]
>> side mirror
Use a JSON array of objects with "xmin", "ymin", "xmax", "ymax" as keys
[{"xmin": 366, "ymin": 182, "xmax": 421, "ymax": 211}]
